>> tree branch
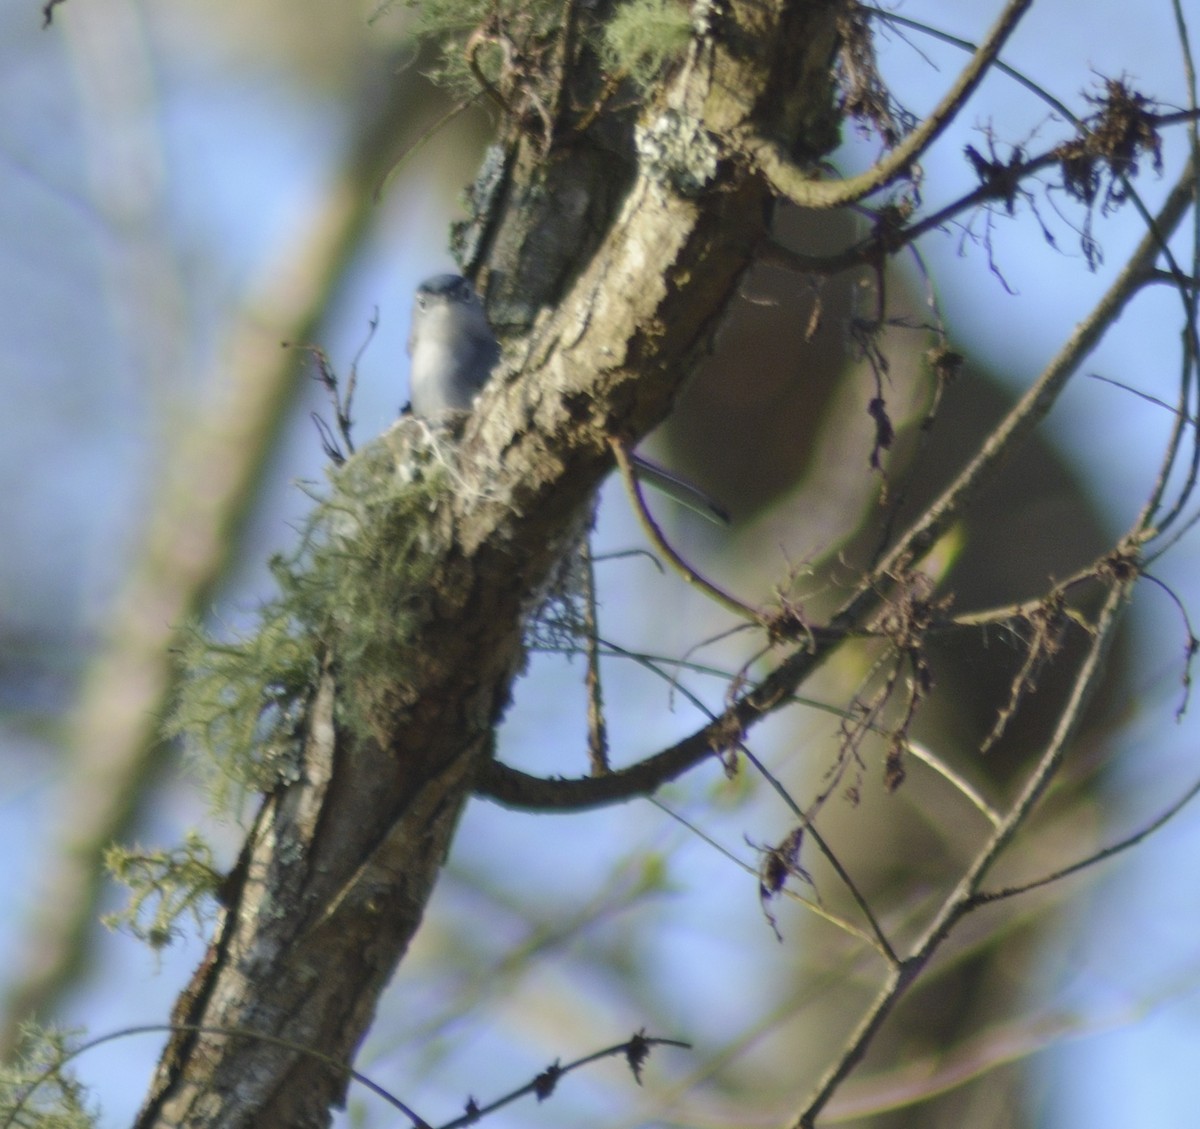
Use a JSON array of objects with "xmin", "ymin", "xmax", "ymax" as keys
[
  {"xmin": 743, "ymin": 0, "xmax": 1033, "ymax": 208},
  {"xmin": 794, "ymin": 571, "xmax": 1132, "ymax": 1128}
]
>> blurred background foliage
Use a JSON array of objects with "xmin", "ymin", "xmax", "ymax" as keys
[{"xmin": 2, "ymin": 1, "xmax": 1199, "ymax": 1126}]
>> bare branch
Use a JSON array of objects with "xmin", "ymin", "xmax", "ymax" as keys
[
  {"xmin": 743, "ymin": 0, "xmax": 1033, "ymax": 208},
  {"xmin": 793, "ymin": 571, "xmax": 1132, "ymax": 1128},
  {"xmin": 610, "ymin": 438, "xmax": 761, "ymax": 624},
  {"xmin": 971, "ymin": 770, "xmax": 1200, "ymax": 907}
]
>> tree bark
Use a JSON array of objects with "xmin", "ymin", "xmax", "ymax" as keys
[{"xmin": 134, "ymin": 1, "xmax": 846, "ymax": 1125}]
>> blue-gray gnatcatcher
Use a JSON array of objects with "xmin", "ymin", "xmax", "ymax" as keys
[{"xmin": 407, "ymin": 274, "xmax": 728, "ymax": 524}]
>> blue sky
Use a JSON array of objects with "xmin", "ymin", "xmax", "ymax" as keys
[{"xmin": 3, "ymin": 1, "xmax": 1199, "ymax": 1125}]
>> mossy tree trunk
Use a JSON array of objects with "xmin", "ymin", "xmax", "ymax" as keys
[{"xmin": 134, "ymin": 2, "xmax": 846, "ymax": 1125}]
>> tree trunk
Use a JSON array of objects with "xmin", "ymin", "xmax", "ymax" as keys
[{"xmin": 134, "ymin": 2, "xmax": 845, "ymax": 1124}]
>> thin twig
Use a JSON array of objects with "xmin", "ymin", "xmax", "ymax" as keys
[
  {"xmin": 437, "ymin": 1033, "xmax": 691, "ymax": 1129},
  {"xmin": 793, "ymin": 572, "xmax": 1130, "ymax": 1127},
  {"xmin": 652, "ymin": 798, "xmax": 888, "ymax": 955},
  {"xmin": 737, "ymin": 745, "xmax": 899, "ymax": 967},
  {"xmin": 905, "ymin": 741, "xmax": 1003, "ymax": 827},
  {"xmin": 859, "ymin": 159, "xmax": 1196, "ymax": 594},
  {"xmin": 972, "ymin": 769, "xmax": 1200, "ymax": 906},
  {"xmin": 580, "ymin": 538, "xmax": 610, "ymax": 775},
  {"xmin": 609, "ymin": 438, "xmax": 762, "ymax": 623},
  {"xmin": 374, "ymin": 96, "xmax": 481, "ymax": 202},
  {"xmin": 3, "ymin": 1023, "xmax": 688, "ymax": 1129}
]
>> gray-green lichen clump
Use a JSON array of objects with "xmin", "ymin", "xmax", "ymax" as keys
[
  {"xmin": 601, "ymin": 0, "xmax": 692, "ymax": 90},
  {"xmin": 165, "ymin": 423, "xmax": 449, "ymax": 808},
  {"xmin": 394, "ymin": 0, "xmax": 691, "ymax": 102}
]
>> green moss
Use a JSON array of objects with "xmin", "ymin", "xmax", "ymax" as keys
[
  {"xmin": 166, "ymin": 429, "xmax": 449, "ymax": 810},
  {"xmin": 166, "ymin": 599, "xmax": 318, "ymax": 809},
  {"xmin": 0, "ymin": 1025, "xmax": 97, "ymax": 1129},
  {"xmin": 401, "ymin": 0, "xmax": 565, "ymax": 100},
  {"xmin": 388, "ymin": 0, "xmax": 690, "ymax": 115},
  {"xmin": 102, "ymin": 832, "xmax": 221, "ymax": 950},
  {"xmin": 602, "ymin": 0, "xmax": 692, "ymax": 89}
]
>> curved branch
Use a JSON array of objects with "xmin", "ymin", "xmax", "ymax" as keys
[
  {"xmin": 744, "ymin": 0, "xmax": 1032, "ymax": 208},
  {"xmin": 478, "ymin": 739, "xmax": 725, "ymax": 812},
  {"xmin": 610, "ymin": 438, "xmax": 761, "ymax": 623},
  {"xmin": 482, "ymin": 157, "xmax": 1199, "ymax": 829},
  {"xmin": 760, "ymin": 149, "xmax": 1061, "ymax": 276}
]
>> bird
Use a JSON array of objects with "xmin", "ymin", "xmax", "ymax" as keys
[
  {"xmin": 408, "ymin": 274, "xmax": 501, "ymax": 420},
  {"xmin": 407, "ymin": 273, "xmax": 729, "ymax": 524}
]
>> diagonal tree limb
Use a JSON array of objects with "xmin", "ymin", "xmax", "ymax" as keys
[
  {"xmin": 476, "ymin": 155, "xmax": 1196, "ymax": 817},
  {"xmin": 131, "ymin": 3, "xmax": 848, "ymax": 1125}
]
